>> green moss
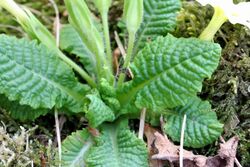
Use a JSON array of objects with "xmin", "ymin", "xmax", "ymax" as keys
[{"xmin": 173, "ymin": 1, "xmax": 213, "ymax": 38}]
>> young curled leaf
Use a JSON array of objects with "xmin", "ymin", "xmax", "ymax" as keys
[{"xmin": 85, "ymin": 94, "xmax": 115, "ymax": 128}]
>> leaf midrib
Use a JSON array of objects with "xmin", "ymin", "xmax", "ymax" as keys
[
  {"xmin": 69, "ymin": 137, "xmax": 92, "ymax": 167},
  {"xmin": 108, "ymin": 125, "xmax": 120, "ymax": 167},
  {"xmin": 118, "ymin": 54, "xmax": 208, "ymax": 105}
]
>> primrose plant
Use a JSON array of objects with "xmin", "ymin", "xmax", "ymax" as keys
[{"xmin": 1, "ymin": 0, "xmax": 248, "ymax": 166}]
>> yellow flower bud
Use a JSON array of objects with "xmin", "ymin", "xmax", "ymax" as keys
[
  {"xmin": 0, "ymin": 0, "xmax": 56, "ymax": 47},
  {"xmin": 93, "ymin": 0, "xmax": 112, "ymax": 15},
  {"xmin": 64, "ymin": 0, "xmax": 104, "ymax": 61},
  {"xmin": 123, "ymin": 0, "xmax": 144, "ymax": 34},
  {"xmin": 0, "ymin": 0, "xmax": 27, "ymax": 23}
]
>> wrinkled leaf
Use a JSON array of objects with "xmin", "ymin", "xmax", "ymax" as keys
[
  {"xmin": 62, "ymin": 129, "xmax": 92, "ymax": 167},
  {"xmin": 86, "ymin": 120, "xmax": 148, "ymax": 167},
  {"xmin": 118, "ymin": 35, "xmax": 221, "ymax": 112},
  {"xmin": 164, "ymin": 97, "xmax": 223, "ymax": 148},
  {"xmin": 133, "ymin": 0, "xmax": 181, "ymax": 55},
  {"xmin": 0, "ymin": 94, "xmax": 48, "ymax": 121},
  {"xmin": 0, "ymin": 35, "xmax": 89, "ymax": 113},
  {"xmin": 60, "ymin": 25, "xmax": 96, "ymax": 75},
  {"xmin": 85, "ymin": 94, "xmax": 115, "ymax": 128}
]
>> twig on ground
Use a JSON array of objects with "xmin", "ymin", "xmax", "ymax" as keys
[
  {"xmin": 49, "ymin": 0, "xmax": 60, "ymax": 45},
  {"xmin": 49, "ymin": 0, "xmax": 61, "ymax": 166},
  {"xmin": 114, "ymin": 31, "xmax": 126, "ymax": 58},
  {"xmin": 114, "ymin": 31, "xmax": 134, "ymax": 78},
  {"xmin": 54, "ymin": 109, "xmax": 61, "ymax": 167},
  {"xmin": 25, "ymin": 125, "xmax": 38, "ymax": 152},
  {"xmin": 179, "ymin": 114, "xmax": 187, "ymax": 167},
  {"xmin": 0, "ymin": 24, "xmax": 24, "ymax": 33},
  {"xmin": 138, "ymin": 108, "xmax": 146, "ymax": 139}
]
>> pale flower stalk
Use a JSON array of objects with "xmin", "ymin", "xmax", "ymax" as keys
[
  {"xmin": 0, "ymin": 0, "xmax": 56, "ymax": 46},
  {"xmin": 0, "ymin": 0, "xmax": 27, "ymax": 23},
  {"xmin": 197, "ymin": 0, "xmax": 250, "ymax": 41},
  {"xmin": 0, "ymin": 0, "xmax": 96, "ymax": 87}
]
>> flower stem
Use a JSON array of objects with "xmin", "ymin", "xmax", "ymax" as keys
[
  {"xmin": 102, "ymin": 13, "xmax": 113, "ymax": 73},
  {"xmin": 0, "ymin": 0, "xmax": 97, "ymax": 88},
  {"xmin": 0, "ymin": 0, "xmax": 27, "ymax": 23},
  {"xmin": 199, "ymin": 7, "xmax": 228, "ymax": 41},
  {"xmin": 123, "ymin": 31, "xmax": 135, "ymax": 69},
  {"xmin": 57, "ymin": 50, "xmax": 96, "ymax": 87}
]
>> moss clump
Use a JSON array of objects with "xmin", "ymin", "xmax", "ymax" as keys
[
  {"xmin": 173, "ymin": 1, "xmax": 213, "ymax": 38},
  {"xmin": 202, "ymin": 24, "xmax": 250, "ymax": 166},
  {"xmin": 0, "ymin": 123, "xmax": 58, "ymax": 166}
]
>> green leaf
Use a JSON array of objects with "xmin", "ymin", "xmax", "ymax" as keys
[
  {"xmin": 60, "ymin": 25, "xmax": 96, "ymax": 75},
  {"xmin": 99, "ymin": 78, "xmax": 120, "ymax": 111},
  {"xmin": 116, "ymin": 83, "xmax": 140, "ymax": 115},
  {"xmin": 0, "ymin": 94, "xmax": 48, "ymax": 121},
  {"xmin": 0, "ymin": 35, "xmax": 89, "ymax": 113},
  {"xmin": 164, "ymin": 97, "xmax": 223, "ymax": 148},
  {"xmin": 118, "ymin": 35, "xmax": 221, "ymax": 111},
  {"xmin": 86, "ymin": 120, "xmax": 148, "ymax": 167},
  {"xmin": 62, "ymin": 129, "xmax": 92, "ymax": 167},
  {"xmin": 85, "ymin": 94, "xmax": 115, "ymax": 128},
  {"xmin": 133, "ymin": 0, "xmax": 181, "ymax": 55}
]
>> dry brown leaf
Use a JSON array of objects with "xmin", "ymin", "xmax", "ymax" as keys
[
  {"xmin": 147, "ymin": 124, "xmax": 239, "ymax": 167},
  {"xmin": 144, "ymin": 124, "xmax": 164, "ymax": 167},
  {"xmin": 113, "ymin": 48, "xmax": 121, "ymax": 76},
  {"xmin": 218, "ymin": 136, "xmax": 239, "ymax": 167},
  {"xmin": 144, "ymin": 124, "xmax": 157, "ymax": 152},
  {"xmin": 152, "ymin": 131, "xmax": 200, "ymax": 162},
  {"xmin": 87, "ymin": 127, "xmax": 100, "ymax": 137}
]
